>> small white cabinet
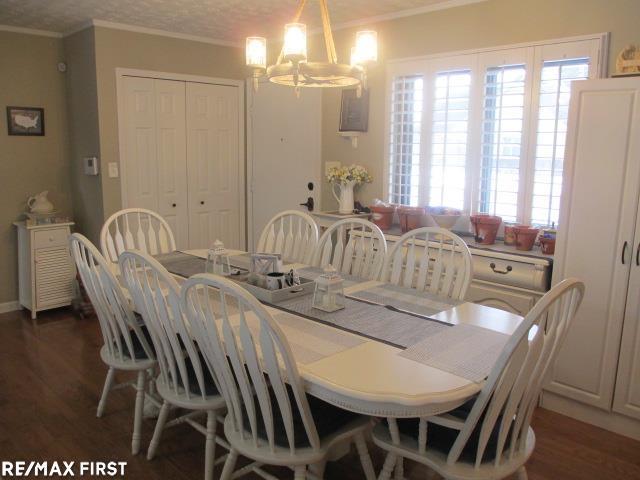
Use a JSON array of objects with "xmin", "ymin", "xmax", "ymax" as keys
[{"xmin": 14, "ymin": 221, "xmax": 75, "ymax": 319}]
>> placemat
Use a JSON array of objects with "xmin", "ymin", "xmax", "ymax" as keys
[
  {"xmin": 348, "ymin": 283, "xmax": 461, "ymax": 317},
  {"xmin": 232, "ymin": 312, "xmax": 366, "ymax": 365},
  {"xmin": 398, "ymin": 324, "xmax": 510, "ymax": 382},
  {"xmin": 272, "ymin": 294, "xmax": 449, "ymax": 348}
]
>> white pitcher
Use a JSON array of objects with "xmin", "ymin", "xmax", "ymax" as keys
[
  {"xmin": 27, "ymin": 191, "xmax": 54, "ymax": 214},
  {"xmin": 332, "ymin": 180, "xmax": 356, "ymax": 214}
]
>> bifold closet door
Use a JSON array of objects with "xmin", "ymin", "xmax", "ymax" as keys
[
  {"xmin": 186, "ymin": 82, "xmax": 241, "ymax": 249},
  {"xmin": 122, "ymin": 76, "xmax": 189, "ymax": 249}
]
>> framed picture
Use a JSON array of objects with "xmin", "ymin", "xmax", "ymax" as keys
[
  {"xmin": 339, "ymin": 89, "xmax": 369, "ymax": 132},
  {"xmin": 6, "ymin": 106, "xmax": 45, "ymax": 136}
]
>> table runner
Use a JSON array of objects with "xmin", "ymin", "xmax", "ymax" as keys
[
  {"xmin": 272, "ymin": 295, "xmax": 449, "ymax": 349},
  {"xmin": 295, "ymin": 266, "xmax": 361, "ymax": 288},
  {"xmin": 399, "ymin": 323, "xmax": 509, "ymax": 382},
  {"xmin": 347, "ymin": 283, "xmax": 462, "ymax": 318},
  {"xmin": 155, "ymin": 251, "xmax": 206, "ymax": 278}
]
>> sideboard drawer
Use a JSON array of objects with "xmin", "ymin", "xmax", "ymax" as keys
[{"xmin": 34, "ymin": 228, "xmax": 69, "ymax": 249}]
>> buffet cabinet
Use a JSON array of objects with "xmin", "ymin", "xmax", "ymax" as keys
[
  {"xmin": 14, "ymin": 221, "xmax": 75, "ymax": 319},
  {"xmin": 541, "ymin": 78, "xmax": 640, "ymax": 440}
]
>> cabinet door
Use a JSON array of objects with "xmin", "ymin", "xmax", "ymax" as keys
[
  {"xmin": 35, "ymin": 247, "xmax": 75, "ymax": 308},
  {"xmin": 186, "ymin": 82, "xmax": 242, "ymax": 249},
  {"xmin": 548, "ymin": 78, "xmax": 640, "ymax": 410},
  {"xmin": 613, "ymin": 201, "xmax": 640, "ymax": 420},
  {"xmin": 466, "ymin": 281, "xmax": 537, "ymax": 316}
]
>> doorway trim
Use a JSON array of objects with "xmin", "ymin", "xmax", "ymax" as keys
[{"xmin": 115, "ymin": 67, "xmax": 247, "ymax": 248}]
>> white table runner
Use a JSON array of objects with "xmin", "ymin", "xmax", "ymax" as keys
[{"xmin": 399, "ymin": 324, "xmax": 510, "ymax": 382}]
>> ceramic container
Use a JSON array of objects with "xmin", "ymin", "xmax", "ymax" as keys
[
  {"xmin": 504, "ymin": 223, "xmax": 528, "ymax": 246},
  {"xmin": 514, "ymin": 226, "xmax": 540, "ymax": 251},
  {"xmin": 369, "ymin": 204, "xmax": 396, "ymax": 231},
  {"xmin": 397, "ymin": 206, "xmax": 425, "ymax": 233},
  {"xmin": 470, "ymin": 214, "xmax": 502, "ymax": 245},
  {"xmin": 539, "ymin": 236, "xmax": 556, "ymax": 254}
]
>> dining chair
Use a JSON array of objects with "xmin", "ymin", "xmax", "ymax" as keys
[
  {"xmin": 312, "ymin": 218, "xmax": 387, "ymax": 280},
  {"xmin": 181, "ymin": 273, "xmax": 377, "ymax": 480},
  {"xmin": 118, "ymin": 250, "xmax": 227, "ymax": 480},
  {"xmin": 372, "ymin": 278, "xmax": 585, "ymax": 480},
  {"xmin": 101, "ymin": 208, "xmax": 176, "ymax": 266},
  {"xmin": 69, "ymin": 233, "xmax": 157, "ymax": 455},
  {"xmin": 256, "ymin": 210, "xmax": 319, "ymax": 264},
  {"xmin": 382, "ymin": 227, "xmax": 473, "ymax": 301}
]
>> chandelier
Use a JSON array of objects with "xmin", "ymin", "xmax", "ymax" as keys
[{"xmin": 245, "ymin": 0, "xmax": 378, "ymax": 93}]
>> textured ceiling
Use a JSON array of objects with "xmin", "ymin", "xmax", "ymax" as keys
[{"xmin": 0, "ymin": 0, "xmax": 467, "ymax": 43}]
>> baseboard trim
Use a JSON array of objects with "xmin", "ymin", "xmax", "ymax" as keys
[
  {"xmin": 541, "ymin": 391, "xmax": 640, "ymax": 441},
  {"xmin": 0, "ymin": 301, "xmax": 21, "ymax": 315}
]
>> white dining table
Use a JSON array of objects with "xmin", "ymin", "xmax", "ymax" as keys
[{"xmin": 171, "ymin": 249, "xmax": 523, "ymax": 418}]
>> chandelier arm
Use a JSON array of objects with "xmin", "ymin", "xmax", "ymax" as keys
[
  {"xmin": 276, "ymin": 0, "xmax": 308, "ymax": 65},
  {"xmin": 319, "ymin": 0, "xmax": 338, "ymax": 64}
]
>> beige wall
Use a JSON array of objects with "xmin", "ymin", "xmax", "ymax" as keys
[
  {"xmin": 64, "ymin": 28, "xmax": 103, "ymax": 244},
  {"xmin": 320, "ymin": 0, "xmax": 640, "ymax": 210},
  {"xmin": 92, "ymin": 26, "xmax": 245, "ymax": 221},
  {"xmin": 0, "ymin": 31, "xmax": 72, "ymax": 304}
]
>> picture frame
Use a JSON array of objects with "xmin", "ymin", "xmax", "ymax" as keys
[
  {"xmin": 6, "ymin": 106, "xmax": 45, "ymax": 136},
  {"xmin": 339, "ymin": 89, "xmax": 369, "ymax": 132}
]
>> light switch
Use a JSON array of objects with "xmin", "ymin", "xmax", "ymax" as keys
[{"xmin": 108, "ymin": 162, "xmax": 119, "ymax": 178}]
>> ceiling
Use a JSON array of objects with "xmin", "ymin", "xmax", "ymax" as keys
[{"xmin": 0, "ymin": 0, "xmax": 479, "ymax": 44}]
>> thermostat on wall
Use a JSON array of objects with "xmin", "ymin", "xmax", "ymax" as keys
[{"xmin": 84, "ymin": 157, "xmax": 99, "ymax": 175}]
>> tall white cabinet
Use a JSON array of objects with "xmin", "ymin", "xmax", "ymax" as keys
[
  {"xmin": 542, "ymin": 77, "xmax": 640, "ymax": 440},
  {"xmin": 119, "ymin": 75, "xmax": 243, "ymax": 251}
]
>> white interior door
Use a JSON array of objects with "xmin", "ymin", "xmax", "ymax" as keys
[
  {"xmin": 121, "ymin": 76, "xmax": 189, "ymax": 249},
  {"xmin": 248, "ymin": 81, "xmax": 321, "ymax": 251},
  {"xmin": 186, "ymin": 82, "xmax": 242, "ymax": 250}
]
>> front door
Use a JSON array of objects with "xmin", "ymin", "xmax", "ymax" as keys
[{"xmin": 248, "ymin": 80, "xmax": 321, "ymax": 251}]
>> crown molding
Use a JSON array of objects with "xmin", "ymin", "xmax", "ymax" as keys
[
  {"xmin": 0, "ymin": 24, "xmax": 62, "ymax": 38},
  {"xmin": 74, "ymin": 19, "xmax": 242, "ymax": 48},
  {"xmin": 329, "ymin": 0, "xmax": 488, "ymax": 32}
]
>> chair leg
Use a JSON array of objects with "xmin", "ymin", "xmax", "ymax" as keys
[
  {"xmin": 309, "ymin": 460, "xmax": 326, "ymax": 479},
  {"xmin": 220, "ymin": 448, "xmax": 238, "ymax": 480},
  {"xmin": 354, "ymin": 433, "xmax": 376, "ymax": 480},
  {"xmin": 378, "ymin": 452, "xmax": 397, "ymax": 480},
  {"xmin": 96, "ymin": 367, "xmax": 115, "ymax": 418},
  {"xmin": 294, "ymin": 465, "xmax": 307, "ymax": 480},
  {"xmin": 394, "ymin": 458, "xmax": 404, "ymax": 480},
  {"xmin": 132, "ymin": 370, "xmax": 146, "ymax": 455},
  {"xmin": 204, "ymin": 411, "xmax": 217, "ymax": 480},
  {"xmin": 516, "ymin": 466, "xmax": 528, "ymax": 480},
  {"xmin": 147, "ymin": 400, "xmax": 170, "ymax": 460}
]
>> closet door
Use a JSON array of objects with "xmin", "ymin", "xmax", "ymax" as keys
[
  {"xmin": 121, "ymin": 77, "xmax": 189, "ymax": 249},
  {"xmin": 547, "ymin": 78, "xmax": 640, "ymax": 410},
  {"xmin": 154, "ymin": 79, "xmax": 189, "ymax": 249},
  {"xmin": 186, "ymin": 82, "xmax": 241, "ymax": 249}
]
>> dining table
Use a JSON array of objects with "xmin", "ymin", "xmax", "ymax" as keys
[{"xmin": 155, "ymin": 248, "xmax": 524, "ymax": 420}]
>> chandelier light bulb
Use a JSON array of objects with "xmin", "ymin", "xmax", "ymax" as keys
[
  {"xmin": 245, "ymin": 37, "xmax": 267, "ymax": 69},
  {"xmin": 283, "ymin": 23, "xmax": 307, "ymax": 62},
  {"xmin": 355, "ymin": 30, "xmax": 378, "ymax": 64}
]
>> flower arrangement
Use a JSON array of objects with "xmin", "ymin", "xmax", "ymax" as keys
[{"xmin": 326, "ymin": 164, "xmax": 372, "ymax": 185}]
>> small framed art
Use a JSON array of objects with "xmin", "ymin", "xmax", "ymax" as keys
[{"xmin": 6, "ymin": 106, "xmax": 45, "ymax": 136}]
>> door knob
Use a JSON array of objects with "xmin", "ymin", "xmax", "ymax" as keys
[
  {"xmin": 172, "ymin": 203, "xmax": 176, "ymax": 207},
  {"xmin": 300, "ymin": 197, "xmax": 314, "ymax": 211},
  {"xmin": 200, "ymin": 201, "xmax": 205, "ymax": 205}
]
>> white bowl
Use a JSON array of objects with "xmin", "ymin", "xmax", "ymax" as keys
[{"xmin": 430, "ymin": 214, "xmax": 460, "ymax": 230}]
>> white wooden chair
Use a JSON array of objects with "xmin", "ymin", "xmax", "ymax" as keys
[
  {"xmin": 69, "ymin": 233, "xmax": 157, "ymax": 455},
  {"xmin": 382, "ymin": 227, "xmax": 473, "ymax": 301},
  {"xmin": 256, "ymin": 210, "xmax": 319, "ymax": 264},
  {"xmin": 118, "ymin": 250, "xmax": 227, "ymax": 480},
  {"xmin": 372, "ymin": 278, "xmax": 585, "ymax": 480},
  {"xmin": 312, "ymin": 218, "xmax": 387, "ymax": 280},
  {"xmin": 181, "ymin": 273, "xmax": 377, "ymax": 480},
  {"xmin": 100, "ymin": 208, "xmax": 176, "ymax": 266}
]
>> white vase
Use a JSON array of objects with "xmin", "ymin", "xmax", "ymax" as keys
[{"xmin": 332, "ymin": 180, "xmax": 356, "ymax": 214}]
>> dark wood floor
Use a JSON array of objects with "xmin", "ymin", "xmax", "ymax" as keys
[{"xmin": 1, "ymin": 307, "xmax": 639, "ymax": 480}]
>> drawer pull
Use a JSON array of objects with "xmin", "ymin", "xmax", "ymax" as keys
[{"xmin": 490, "ymin": 262, "xmax": 513, "ymax": 274}]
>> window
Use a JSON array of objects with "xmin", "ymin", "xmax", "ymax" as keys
[
  {"xmin": 386, "ymin": 36, "xmax": 603, "ymax": 226},
  {"xmin": 429, "ymin": 70, "xmax": 471, "ymax": 210},
  {"xmin": 388, "ymin": 75, "xmax": 424, "ymax": 206},
  {"xmin": 531, "ymin": 58, "xmax": 590, "ymax": 226}
]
